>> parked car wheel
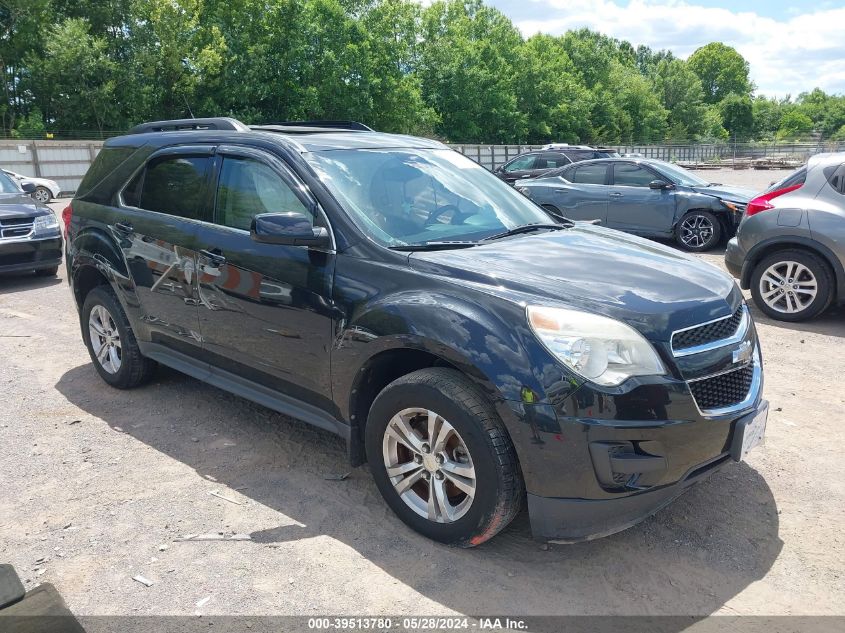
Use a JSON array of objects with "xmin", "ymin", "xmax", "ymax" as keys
[
  {"xmin": 675, "ymin": 210, "xmax": 721, "ymax": 252},
  {"xmin": 32, "ymin": 186, "xmax": 52, "ymax": 203},
  {"xmin": 750, "ymin": 250, "xmax": 833, "ymax": 322},
  {"xmin": 35, "ymin": 265, "xmax": 59, "ymax": 277},
  {"xmin": 365, "ymin": 367, "xmax": 523, "ymax": 547},
  {"xmin": 82, "ymin": 286, "xmax": 157, "ymax": 388}
]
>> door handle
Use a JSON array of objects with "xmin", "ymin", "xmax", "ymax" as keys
[
  {"xmin": 199, "ymin": 249, "xmax": 226, "ymax": 265},
  {"xmin": 114, "ymin": 222, "xmax": 134, "ymax": 233},
  {"xmin": 609, "ymin": 192, "xmax": 623, "ymax": 197}
]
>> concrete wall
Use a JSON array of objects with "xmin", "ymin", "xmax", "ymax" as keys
[{"xmin": 0, "ymin": 140, "xmax": 102, "ymax": 195}]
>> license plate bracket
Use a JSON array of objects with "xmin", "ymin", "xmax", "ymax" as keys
[{"xmin": 731, "ymin": 399, "xmax": 768, "ymax": 461}]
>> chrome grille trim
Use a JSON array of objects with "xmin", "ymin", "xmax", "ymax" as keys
[
  {"xmin": 0, "ymin": 217, "xmax": 35, "ymax": 240},
  {"xmin": 687, "ymin": 347, "xmax": 761, "ymax": 417},
  {"xmin": 671, "ymin": 304, "xmax": 749, "ymax": 358}
]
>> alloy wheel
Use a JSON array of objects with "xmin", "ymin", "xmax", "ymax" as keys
[
  {"xmin": 382, "ymin": 407, "xmax": 476, "ymax": 523},
  {"xmin": 88, "ymin": 304, "xmax": 122, "ymax": 374},
  {"xmin": 680, "ymin": 214, "xmax": 714, "ymax": 248},
  {"xmin": 33, "ymin": 187, "xmax": 51, "ymax": 203},
  {"xmin": 758, "ymin": 260, "xmax": 818, "ymax": 314}
]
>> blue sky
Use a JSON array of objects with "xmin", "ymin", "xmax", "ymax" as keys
[{"xmin": 483, "ymin": 0, "xmax": 845, "ymax": 97}]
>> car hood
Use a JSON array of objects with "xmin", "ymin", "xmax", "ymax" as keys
[
  {"xmin": 0, "ymin": 193, "xmax": 52, "ymax": 218},
  {"xmin": 408, "ymin": 225, "xmax": 740, "ymax": 342},
  {"xmin": 689, "ymin": 184, "xmax": 756, "ymax": 202}
]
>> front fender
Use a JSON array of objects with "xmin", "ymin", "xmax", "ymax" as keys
[
  {"xmin": 673, "ymin": 191, "xmax": 726, "ymax": 223},
  {"xmin": 331, "ymin": 289, "xmax": 571, "ymax": 419}
]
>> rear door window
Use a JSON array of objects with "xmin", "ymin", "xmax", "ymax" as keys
[
  {"xmin": 569, "ymin": 164, "xmax": 608, "ymax": 185},
  {"xmin": 534, "ymin": 152, "xmax": 571, "ymax": 170},
  {"xmin": 613, "ymin": 163, "xmax": 657, "ymax": 187},
  {"xmin": 125, "ymin": 155, "xmax": 212, "ymax": 220}
]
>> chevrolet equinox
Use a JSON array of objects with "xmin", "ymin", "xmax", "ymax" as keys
[{"xmin": 65, "ymin": 118, "xmax": 768, "ymax": 546}]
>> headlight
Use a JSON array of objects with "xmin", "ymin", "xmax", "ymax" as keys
[
  {"xmin": 527, "ymin": 306, "xmax": 666, "ymax": 386},
  {"xmin": 722, "ymin": 200, "xmax": 746, "ymax": 212},
  {"xmin": 33, "ymin": 213, "xmax": 60, "ymax": 235}
]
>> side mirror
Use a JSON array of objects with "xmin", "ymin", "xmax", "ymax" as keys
[
  {"xmin": 21, "ymin": 182, "xmax": 36, "ymax": 194},
  {"xmin": 649, "ymin": 180, "xmax": 673, "ymax": 190},
  {"xmin": 250, "ymin": 212, "xmax": 331, "ymax": 248}
]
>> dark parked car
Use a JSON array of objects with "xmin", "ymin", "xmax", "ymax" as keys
[
  {"xmin": 517, "ymin": 158, "xmax": 755, "ymax": 251},
  {"xmin": 494, "ymin": 145, "xmax": 618, "ymax": 185},
  {"xmin": 0, "ymin": 169, "xmax": 62, "ymax": 277},
  {"xmin": 66, "ymin": 117, "xmax": 767, "ymax": 546},
  {"xmin": 725, "ymin": 152, "xmax": 845, "ymax": 321}
]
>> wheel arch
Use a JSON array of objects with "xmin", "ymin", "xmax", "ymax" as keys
[{"xmin": 741, "ymin": 237, "xmax": 843, "ymax": 302}]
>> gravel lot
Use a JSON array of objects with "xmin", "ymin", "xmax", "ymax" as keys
[{"xmin": 1, "ymin": 172, "xmax": 843, "ymax": 622}]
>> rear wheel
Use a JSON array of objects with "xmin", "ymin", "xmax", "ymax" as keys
[
  {"xmin": 750, "ymin": 249, "xmax": 833, "ymax": 322},
  {"xmin": 365, "ymin": 368, "xmax": 523, "ymax": 547},
  {"xmin": 81, "ymin": 286, "xmax": 157, "ymax": 388},
  {"xmin": 675, "ymin": 210, "xmax": 721, "ymax": 252}
]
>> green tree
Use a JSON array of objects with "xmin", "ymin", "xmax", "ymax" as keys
[
  {"xmin": 419, "ymin": 0, "xmax": 524, "ymax": 142},
  {"xmin": 25, "ymin": 18, "xmax": 120, "ymax": 133},
  {"xmin": 688, "ymin": 42, "xmax": 752, "ymax": 104},
  {"xmin": 609, "ymin": 63, "xmax": 668, "ymax": 143},
  {"xmin": 652, "ymin": 58, "xmax": 706, "ymax": 139},
  {"xmin": 515, "ymin": 34, "xmax": 592, "ymax": 143},
  {"xmin": 718, "ymin": 92, "xmax": 753, "ymax": 140},
  {"xmin": 777, "ymin": 110, "xmax": 814, "ymax": 140},
  {"xmin": 751, "ymin": 96, "xmax": 784, "ymax": 140}
]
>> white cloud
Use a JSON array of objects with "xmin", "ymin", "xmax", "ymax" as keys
[{"xmin": 513, "ymin": 0, "xmax": 845, "ymax": 97}]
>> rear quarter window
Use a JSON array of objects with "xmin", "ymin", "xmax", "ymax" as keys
[
  {"xmin": 823, "ymin": 163, "xmax": 845, "ymax": 195},
  {"xmin": 76, "ymin": 146, "xmax": 141, "ymax": 200}
]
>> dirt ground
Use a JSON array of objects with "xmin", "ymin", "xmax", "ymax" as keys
[{"xmin": 1, "ymin": 171, "xmax": 843, "ymax": 622}]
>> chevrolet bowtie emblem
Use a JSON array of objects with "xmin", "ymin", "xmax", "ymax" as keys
[{"xmin": 732, "ymin": 340, "xmax": 753, "ymax": 365}]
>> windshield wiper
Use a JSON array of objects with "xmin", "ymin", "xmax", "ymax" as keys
[
  {"xmin": 388, "ymin": 241, "xmax": 481, "ymax": 252},
  {"xmin": 483, "ymin": 223, "xmax": 569, "ymax": 242}
]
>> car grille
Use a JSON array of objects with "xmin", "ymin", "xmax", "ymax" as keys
[
  {"xmin": 0, "ymin": 217, "xmax": 34, "ymax": 239},
  {"xmin": 689, "ymin": 364, "xmax": 755, "ymax": 411},
  {"xmin": 672, "ymin": 306, "xmax": 743, "ymax": 352}
]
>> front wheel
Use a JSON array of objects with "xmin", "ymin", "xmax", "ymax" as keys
[
  {"xmin": 32, "ymin": 186, "xmax": 52, "ymax": 203},
  {"xmin": 365, "ymin": 368, "xmax": 524, "ymax": 547},
  {"xmin": 675, "ymin": 210, "xmax": 721, "ymax": 252},
  {"xmin": 35, "ymin": 265, "xmax": 59, "ymax": 277}
]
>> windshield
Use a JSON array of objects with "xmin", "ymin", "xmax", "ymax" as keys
[
  {"xmin": 650, "ymin": 160, "xmax": 711, "ymax": 187},
  {"xmin": 306, "ymin": 148, "xmax": 552, "ymax": 247},
  {"xmin": 0, "ymin": 170, "xmax": 20, "ymax": 193}
]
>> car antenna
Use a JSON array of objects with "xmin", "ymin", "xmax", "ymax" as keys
[{"xmin": 183, "ymin": 95, "xmax": 195, "ymax": 119}]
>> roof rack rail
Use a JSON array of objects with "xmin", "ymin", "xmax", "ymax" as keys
[
  {"xmin": 128, "ymin": 117, "xmax": 249, "ymax": 135},
  {"xmin": 251, "ymin": 120, "xmax": 373, "ymax": 133}
]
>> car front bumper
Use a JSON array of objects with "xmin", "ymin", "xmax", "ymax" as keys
[
  {"xmin": 0, "ymin": 236, "xmax": 63, "ymax": 273},
  {"xmin": 496, "ymin": 375, "xmax": 767, "ymax": 542}
]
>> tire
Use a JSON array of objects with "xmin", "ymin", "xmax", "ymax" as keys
[
  {"xmin": 32, "ymin": 186, "xmax": 52, "ymax": 203},
  {"xmin": 81, "ymin": 285, "xmax": 157, "ymax": 388},
  {"xmin": 365, "ymin": 367, "xmax": 524, "ymax": 547},
  {"xmin": 35, "ymin": 265, "xmax": 59, "ymax": 277},
  {"xmin": 750, "ymin": 249, "xmax": 834, "ymax": 322},
  {"xmin": 675, "ymin": 210, "xmax": 722, "ymax": 252}
]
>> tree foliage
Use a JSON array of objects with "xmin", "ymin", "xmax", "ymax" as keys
[{"xmin": 3, "ymin": 0, "xmax": 843, "ymax": 143}]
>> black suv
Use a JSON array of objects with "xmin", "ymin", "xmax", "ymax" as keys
[
  {"xmin": 66, "ymin": 118, "xmax": 768, "ymax": 546},
  {"xmin": 494, "ymin": 145, "xmax": 619, "ymax": 185}
]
